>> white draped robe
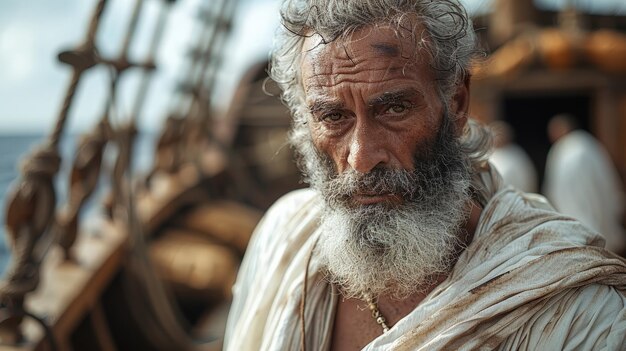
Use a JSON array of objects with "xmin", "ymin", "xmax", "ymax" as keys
[
  {"xmin": 225, "ymin": 168, "xmax": 626, "ymax": 350},
  {"xmin": 544, "ymin": 130, "xmax": 626, "ymax": 254},
  {"xmin": 489, "ymin": 144, "xmax": 537, "ymax": 193}
]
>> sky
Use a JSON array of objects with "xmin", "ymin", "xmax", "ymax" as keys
[
  {"xmin": 0, "ymin": 0, "xmax": 282, "ymax": 134},
  {"xmin": 0, "ymin": 0, "xmax": 624, "ymax": 134},
  {"xmin": 0, "ymin": 0, "xmax": 200, "ymax": 134}
]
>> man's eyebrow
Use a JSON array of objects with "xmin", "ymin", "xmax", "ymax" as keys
[
  {"xmin": 370, "ymin": 42, "xmax": 400, "ymax": 57},
  {"xmin": 368, "ymin": 88, "xmax": 422, "ymax": 106},
  {"xmin": 308, "ymin": 99, "xmax": 344, "ymax": 114}
]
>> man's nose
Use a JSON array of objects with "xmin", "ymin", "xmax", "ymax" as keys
[{"xmin": 346, "ymin": 119, "xmax": 390, "ymax": 173}]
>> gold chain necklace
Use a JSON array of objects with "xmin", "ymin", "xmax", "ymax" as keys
[{"xmin": 364, "ymin": 293, "xmax": 390, "ymax": 333}]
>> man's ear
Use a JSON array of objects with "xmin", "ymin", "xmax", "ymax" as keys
[{"xmin": 450, "ymin": 76, "xmax": 470, "ymax": 137}]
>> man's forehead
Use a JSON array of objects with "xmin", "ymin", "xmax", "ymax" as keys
[
  {"xmin": 299, "ymin": 24, "xmax": 434, "ymax": 97},
  {"xmin": 301, "ymin": 24, "xmax": 424, "ymax": 61}
]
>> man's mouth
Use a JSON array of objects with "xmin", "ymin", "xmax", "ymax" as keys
[{"xmin": 351, "ymin": 192, "xmax": 401, "ymax": 206}]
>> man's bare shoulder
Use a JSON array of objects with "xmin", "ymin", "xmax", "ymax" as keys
[{"xmin": 256, "ymin": 188, "xmax": 320, "ymax": 233}]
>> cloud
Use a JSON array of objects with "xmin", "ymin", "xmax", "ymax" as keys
[
  {"xmin": 0, "ymin": 24, "xmax": 38, "ymax": 81},
  {"xmin": 0, "ymin": 0, "xmax": 98, "ymax": 133},
  {"xmin": 0, "ymin": 0, "xmax": 198, "ymax": 133}
]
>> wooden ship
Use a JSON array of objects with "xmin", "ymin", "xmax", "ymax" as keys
[
  {"xmin": 0, "ymin": 0, "xmax": 300, "ymax": 350},
  {"xmin": 0, "ymin": 0, "xmax": 625, "ymax": 350}
]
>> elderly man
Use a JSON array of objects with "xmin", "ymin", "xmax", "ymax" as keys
[
  {"xmin": 544, "ymin": 114, "xmax": 626, "ymax": 255},
  {"xmin": 488, "ymin": 121, "xmax": 537, "ymax": 193},
  {"xmin": 224, "ymin": 1, "xmax": 626, "ymax": 349}
]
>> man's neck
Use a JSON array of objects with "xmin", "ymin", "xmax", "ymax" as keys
[{"xmin": 330, "ymin": 274, "xmax": 449, "ymax": 350}]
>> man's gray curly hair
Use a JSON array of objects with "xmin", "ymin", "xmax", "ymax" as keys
[{"xmin": 269, "ymin": 0, "xmax": 492, "ymax": 169}]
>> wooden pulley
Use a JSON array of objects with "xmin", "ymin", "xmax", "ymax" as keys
[
  {"xmin": 5, "ymin": 146, "xmax": 60, "ymax": 248},
  {"xmin": 58, "ymin": 121, "xmax": 110, "ymax": 259}
]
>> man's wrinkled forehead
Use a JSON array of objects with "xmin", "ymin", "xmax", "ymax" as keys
[
  {"xmin": 299, "ymin": 23, "xmax": 430, "ymax": 82},
  {"xmin": 303, "ymin": 25, "xmax": 412, "ymax": 53}
]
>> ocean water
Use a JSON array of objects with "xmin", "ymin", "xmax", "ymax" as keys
[{"xmin": 0, "ymin": 133, "xmax": 156, "ymax": 276}]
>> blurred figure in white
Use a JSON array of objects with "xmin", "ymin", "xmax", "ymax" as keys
[
  {"xmin": 544, "ymin": 114, "xmax": 626, "ymax": 255},
  {"xmin": 489, "ymin": 121, "xmax": 537, "ymax": 193}
]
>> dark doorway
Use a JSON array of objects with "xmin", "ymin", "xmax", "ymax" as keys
[{"xmin": 501, "ymin": 92, "xmax": 591, "ymax": 191}]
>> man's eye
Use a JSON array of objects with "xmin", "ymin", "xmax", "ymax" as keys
[
  {"xmin": 321, "ymin": 112, "xmax": 344, "ymax": 122},
  {"xmin": 386, "ymin": 104, "xmax": 408, "ymax": 114}
]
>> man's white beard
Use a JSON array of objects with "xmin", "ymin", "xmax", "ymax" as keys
[
  {"xmin": 317, "ymin": 173, "xmax": 470, "ymax": 298},
  {"xmin": 291, "ymin": 117, "xmax": 472, "ymax": 298}
]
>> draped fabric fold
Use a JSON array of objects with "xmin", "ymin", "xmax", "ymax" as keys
[{"xmin": 224, "ymin": 169, "xmax": 626, "ymax": 350}]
